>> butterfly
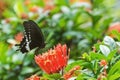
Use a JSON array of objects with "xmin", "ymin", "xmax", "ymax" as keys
[{"xmin": 16, "ymin": 20, "xmax": 45, "ymax": 53}]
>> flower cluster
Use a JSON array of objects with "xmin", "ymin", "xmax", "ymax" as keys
[
  {"xmin": 97, "ymin": 60, "xmax": 108, "ymax": 80},
  {"xmin": 35, "ymin": 44, "xmax": 69, "ymax": 74},
  {"xmin": 63, "ymin": 66, "xmax": 80, "ymax": 80},
  {"xmin": 100, "ymin": 60, "xmax": 107, "ymax": 67}
]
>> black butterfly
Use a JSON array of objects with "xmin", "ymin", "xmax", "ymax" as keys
[{"xmin": 16, "ymin": 20, "xmax": 45, "ymax": 53}]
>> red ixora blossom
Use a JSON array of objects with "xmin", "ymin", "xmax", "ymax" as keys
[
  {"xmin": 100, "ymin": 60, "xmax": 107, "ymax": 67},
  {"xmin": 35, "ymin": 44, "xmax": 69, "ymax": 74},
  {"xmin": 25, "ymin": 75, "xmax": 40, "ymax": 80}
]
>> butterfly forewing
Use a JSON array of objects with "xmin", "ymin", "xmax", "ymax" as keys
[{"xmin": 18, "ymin": 20, "xmax": 45, "ymax": 53}]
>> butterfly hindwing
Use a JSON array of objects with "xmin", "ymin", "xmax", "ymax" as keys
[{"xmin": 18, "ymin": 20, "xmax": 45, "ymax": 53}]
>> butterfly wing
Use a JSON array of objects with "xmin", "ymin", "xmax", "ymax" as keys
[
  {"xmin": 19, "ymin": 20, "xmax": 45, "ymax": 53},
  {"xmin": 19, "ymin": 37, "xmax": 28, "ymax": 53}
]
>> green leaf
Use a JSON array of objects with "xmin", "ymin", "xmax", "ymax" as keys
[
  {"xmin": 55, "ymin": 0, "xmax": 69, "ymax": 6},
  {"xmin": 108, "ymin": 73, "xmax": 120, "ymax": 80},
  {"xmin": 76, "ymin": 74, "xmax": 84, "ymax": 80},
  {"xmin": 99, "ymin": 45, "xmax": 110, "ymax": 57},
  {"xmin": 76, "ymin": 74, "xmax": 96, "ymax": 80},
  {"xmin": 92, "ymin": 0, "xmax": 104, "ymax": 8},
  {"xmin": 20, "ymin": 67, "xmax": 34, "ymax": 75},
  {"xmin": 2, "ymin": 9, "xmax": 16, "ymax": 18},
  {"xmin": 92, "ymin": 15, "xmax": 102, "ymax": 25},
  {"xmin": 13, "ymin": 1, "xmax": 25, "ymax": 17},
  {"xmin": 43, "ymin": 73, "xmax": 61, "ymax": 80},
  {"xmin": 65, "ymin": 60, "xmax": 92, "ymax": 71},
  {"xmin": 103, "ymin": 36, "xmax": 116, "ymax": 49},
  {"xmin": 63, "ymin": 31, "xmax": 82, "ymax": 40},
  {"xmin": 103, "ymin": 36, "xmax": 115, "ymax": 45},
  {"xmin": 90, "ymin": 52, "xmax": 107, "ymax": 60},
  {"xmin": 107, "ymin": 49, "xmax": 117, "ymax": 61},
  {"xmin": 111, "ymin": 30, "xmax": 120, "ymax": 41},
  {"xmin": 112, "ymin": 55, "xmax": 120, "ymax": 65},
  {"xmin": 108, "ymin": 60, "xmax": 120, "ymax": 77},
  {"xmin": 0, "ymin": 42, "xmax": 8, "ymax": 63},
  {"xmin": 23, "ymin": 53, "xmax": 34, "ymax": 66}
]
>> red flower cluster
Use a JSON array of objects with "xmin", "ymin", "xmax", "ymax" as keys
[
  {"xmin": 25, "ymin": 75, "xmax": 40, "ymax": 80},
  {"xmin": 35, "ymin": 44, "xmax": 69, "ymax": 74},
  {"xmin": 98, "ymin": 60, "xmax": 107, "ymax": 80},
  {"xmin": 100, "ymin": 60, "xmax": 107, "ymax": 67}
]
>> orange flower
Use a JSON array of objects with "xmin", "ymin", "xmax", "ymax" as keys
[
  {"xmin": 0, "ymin": 1, "xmax": 6, "ymax": 17},
  {"xmin": 4, "ymin": 18, "xmax": 11, "ymax": 23},
  {"xmin": 43, "ymin": 0, "xmax": 55, "ymax": 11},
  {"xmin": 24, "ymin": 0, "xmax": 31, "ymax": 6},
  {"xmin": 108, "ymin": 22, "xmax": 120, "ymax": 33},
  {"xmin": 29, "ymin": 6, "xmax": 40, "ymax": 13},
  {"xmin": 15, "ymin": 32, "xmax": 23, "ymax": 42},
  {"xmin": 44, "ymin": 5, "xmax": 55, "ymax": 12},
  {"xmin": 35, "ymin": 44, "xmax": 69, "ymax": 74},
  {"xmin": 21, "ymin": 13, "xmax": 29, "ymax": 19},
  {"xmin": 63, "ymin": 66, "xmax": 80, "ymax": 80},
  {"xmin": 108, "ymin": 22, "xmax": 120, "ymax": 37},
  {"xmin": 100, "ymin": 60, "xmax": 107, "ymax": 67},
  {"xmin": 43, "ymin": 0, "xmax": 54, "ymax": 6},
  {"xmin": 25, "ymin": 75, "xmax": 40, "ymax": 80},
  {"xmin": 98, "ymin": 60, "xmax": 107, "ymax": 80}
]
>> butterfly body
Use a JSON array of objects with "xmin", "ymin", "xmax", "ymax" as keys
[{"xmin": 17, "ymin": 20, "xmax": 45, "ymax": 53}]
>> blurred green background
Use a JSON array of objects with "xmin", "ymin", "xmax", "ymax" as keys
[{"xmin": 0, "ymin": 0, "xmax": 120, "ymax": 80}]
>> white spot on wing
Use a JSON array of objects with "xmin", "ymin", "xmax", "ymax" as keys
[{"xmin": 26, "ymin": 41, "xmax": 30, "ymax": 51}]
